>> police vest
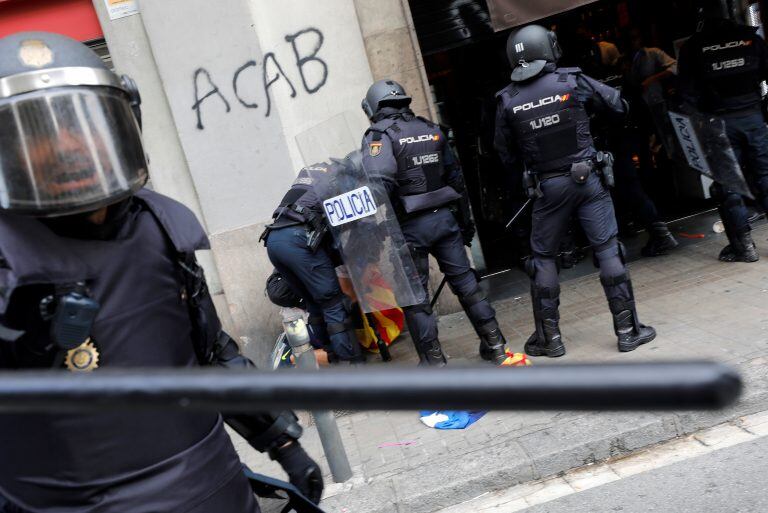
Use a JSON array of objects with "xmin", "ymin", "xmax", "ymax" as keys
[
  {"xmin": 693, "ymin": 25, "xmax": 763, "ymax": 113},
  {"xmin": 498, "ymin": 68, "xmax": 594, "ymax": 173},
  {"xmin": 0, "ymin": 190, "xmax": 239, "ymax": 510},
  {"xmin": 368, "ymin": 115, "xmax": 461, "ymax": 214},
  {"xmin": 270, "ymin": 166, "xmax": 324, "ymax": 227}
]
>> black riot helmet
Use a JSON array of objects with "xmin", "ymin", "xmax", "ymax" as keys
[
  {"xmin": 0, "ymin": 32, "xmax": 148, "ymax": 217},
  {"xmin": 506, "ymin": 24, "xmax": 562, "ymax": 82},
  {"xmin": 361, "ymin": 79, "xmax": 412, "ymax": 119}
]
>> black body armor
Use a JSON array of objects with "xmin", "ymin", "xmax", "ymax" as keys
[
  {"xmin": 366, "ymin": 115, "xmax": 461, "ymax": 214},
  {"xmin": 496, "ymin": 68, "xmax": 595, "ymax": 173},
  {"xmin": 682, "ymin": 21, "xmax": 766, "ymax": 114},
  {"xmin": 0, "ymin": 190, "xmax": 301, "ymax": 511}
]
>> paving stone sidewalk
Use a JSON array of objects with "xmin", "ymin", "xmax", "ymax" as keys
[{"xmin": 234, "ymin": 222, "xmax": 768, "ymax": 513}]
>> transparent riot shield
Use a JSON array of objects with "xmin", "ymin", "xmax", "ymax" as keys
[
  {"xmin": 296, "ymin": 113, "xmax": 426, "ymax": 313},
  {"xmin": 667, "ymin": 110, "xmax": 753, "ymax": 199}
]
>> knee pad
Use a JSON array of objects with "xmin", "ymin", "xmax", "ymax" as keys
[
  {"xmin": 599, "ymin": 271, "xmax": 630, "ymax": 288},
  {"xmin": 593, "ymin": 238, "xmax": 625, "ymax": 267},
  {"xmin": 527, "ymin": 254, "xmax": 560, "ymax": 276},
  {"xmin": 458, "ymin": 287, "xmax": 486, "ymax": 309},
  {"xmin": 524, "ymin": 256, "xmax": 536, "ymax": 278}
]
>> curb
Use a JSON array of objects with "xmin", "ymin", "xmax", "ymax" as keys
[{"xmin": 319, "ymin": 357, "xmax": 768, "ymax": 513}]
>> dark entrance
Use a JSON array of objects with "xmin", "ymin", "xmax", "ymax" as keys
[{"xmin": 408, "ymin": 0, "xmax": 766, "ymax": 274}]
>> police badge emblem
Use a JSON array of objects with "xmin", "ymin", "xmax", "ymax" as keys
[
  {"xmin": 65, "ymin": 338, "xmax": 100, "ymax": 372},
  {"xmin": 369, "ymin": 142, "xmax": 382, "ymax": 157}
]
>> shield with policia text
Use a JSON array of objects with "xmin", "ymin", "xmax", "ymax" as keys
[
  {"xmin": 296, "ymin": 113, "xmax": 426, "ymax": 313},
  {"xmin": 667, "ymin": 109, "xmax": 753, "ymax": 199}
]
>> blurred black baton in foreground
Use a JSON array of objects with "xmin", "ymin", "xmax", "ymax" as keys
[{"xmin": 0, "ymin": 362, "xmax": 740, "ymax": 413}]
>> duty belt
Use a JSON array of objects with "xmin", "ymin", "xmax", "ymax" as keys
[{"xmin": 537, "ymin": 160, "xmax": 596, "ymax": 181}]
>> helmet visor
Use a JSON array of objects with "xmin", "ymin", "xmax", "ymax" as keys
[{"xmin": 0, "ymin": 86, "xmax": 147, "ymax": 216}]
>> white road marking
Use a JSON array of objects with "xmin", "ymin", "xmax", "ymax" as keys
[{"xmin": 437, "ymin": 411, "xmax": 768, "ymax": 513}]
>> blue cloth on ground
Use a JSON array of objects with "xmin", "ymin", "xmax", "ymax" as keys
[{"xmin": 419, "ymin": 410, "xmax": 486, "ymax": 430}]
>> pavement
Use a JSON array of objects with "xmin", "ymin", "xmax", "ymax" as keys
[
  {"xmin": 511, "ymin": 412, "xmax": 768, "ymax": 513},
  {"xmin": 233, "ymin": 215, "xmax": 768, "ymax": 513}
]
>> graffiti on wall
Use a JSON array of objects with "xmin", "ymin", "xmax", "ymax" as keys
[{"xmin": 192, "ymin": 27, "xmax": 328, "ymax": 129}]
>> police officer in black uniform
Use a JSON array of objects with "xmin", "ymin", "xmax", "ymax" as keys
[
  {"xmin": 0, "ymin": 32, "xmax": 322, "ymax": 512},
  {"xmin": 263, "ymin": 159, "xmax": 366, "ymax": 364},
  {"xmin": 361, "ymin": 80, "xmax": 509, "ymax": 366},
  {"xmin": 579, "ymin": 39, "xmax": 679, "ymax": 257},
  {"xmin": 494, "ymin": 25, "xmax": 656, "ymax": 356},
  {"xmin": 678, "ymin": 0, "xmax": 768, "ymax": 263}
]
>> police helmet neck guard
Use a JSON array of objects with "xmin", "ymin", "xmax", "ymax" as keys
[
  {"xmin": 0, "ymin": 32, "xmax": 148, "ymax": 218},
  {"xmin": 361, "ymin": 79, "xmax": 412, "ymax": 120},
  {"xmin": 507, "ymin": 25, "xmax": 562, "ymax": 82}
]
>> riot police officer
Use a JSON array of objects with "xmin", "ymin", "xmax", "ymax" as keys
[
  {"xmin": 0, "ymin": 32, "xmax": 322, "ymax": 512},
  {"xmin": 678, "ymin": 0, "xmax": 768, "ymax": 262},
  {"xmin": 575, "ymin": 33, "xmax": 679, "ymax": 258},
  {"xmin": 494, "ymin": 25, "xmax": 656, "ymax": 356},
  {"xmin": 262, "ymin": 159, "xmax": 366, "ymax": 364},
  {"xmin": 361, "ymin": 80, "xmax": 509, "ymax": 366}
]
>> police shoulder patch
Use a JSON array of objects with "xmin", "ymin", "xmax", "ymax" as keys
[{"xmin": 369, "ymin": 142, "xmax": 382, "ymax": 157}]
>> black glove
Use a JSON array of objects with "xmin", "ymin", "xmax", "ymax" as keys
[
  {"xmin": 272, "ymin": 441, "xmax": 324, "ymax": 505},
  {"xmin": 461, "ymin": 221, "xmax": 476, "ymax": 246}
]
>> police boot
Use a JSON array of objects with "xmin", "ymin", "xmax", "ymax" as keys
[
  {"xmin": 719, "ymin": 231, "xmax": 759, "ymax": 263},
  {"xmin": 641, "ymin": 222, "xmax": 678, "ymax": 257},
  {"xmin": 602, "ymin": 275, "xmax": 656, "ymax": 352},
  {"xmin": 477, "ymin": 320, "xmax": 508, "ymax": 365},
  {"xmin": 524, "ymin": 318, "xmax": 565, "ymax": 358},
  {"xmin": 417, "ymin": 339, "xmax": 447, "ymax": 367},
  {"xmin": 525, "ymin": 285, "xmax": 565, "ymax": 358},
  {"xmin": 457, "ymin": 289, "xmax": 508, "ymax": 364},
  {"xmin": 613, "ymin": 308, "xmax": 656, "ymax": 352}
]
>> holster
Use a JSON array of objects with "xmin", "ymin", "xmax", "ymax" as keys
[
  {"xmin": 523, "ymin": 166, "xmax": 543, "ymax": 199},
  {"xmin": 293, "ymin": 205, "xmax": 328, "ymax": 253},
  {"xmin": 449, "ymin": 194, "xmax": 470, "ymax": 227},
  {"xmin": 595, "ymin": 151, "xmax": 615, "ymax": 188}
]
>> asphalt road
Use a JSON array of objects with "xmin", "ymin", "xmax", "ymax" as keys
[{"xmin": 525, "ymin": 436, "xmax": 768, "ymax": 513}]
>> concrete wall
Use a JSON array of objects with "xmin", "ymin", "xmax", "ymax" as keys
[
  {"xmin": 90, "ymin": 0, "xmax": 233, "ymax": 329},
  {"xmin": 130, "ymin": 0, "xmax": 376, "ymax": 364}
]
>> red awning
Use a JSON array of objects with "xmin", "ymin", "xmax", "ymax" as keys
[
  {"xmin": 487, "ymin": 0, "xmax": 599, "ymax": 32},
  {"xmin": 0, "ymin": 0, "xmax": 103, "ymax": 42}
]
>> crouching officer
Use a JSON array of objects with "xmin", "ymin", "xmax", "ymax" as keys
[
  {"xmin": 262, "ymin": 160, "xmax": 366, "ymax": 364},
  {"xmin": 678, "ymin": 0, "xmax": 768, "ymax": 263},
  {"xmin": 361, "ymin": 80, "xmax": 509, "ymax": 366},
  {"xmin": 0, "ymin": 32, "xmax": 322, "ymax": 512},
  {"xmin": 494, "ymin": 25, "xmax": 656, "ymax": 356}
]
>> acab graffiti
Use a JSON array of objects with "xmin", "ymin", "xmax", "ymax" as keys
[{"xmin": 192, "ymin": 27, "xmax": 328, "ymax": 129}]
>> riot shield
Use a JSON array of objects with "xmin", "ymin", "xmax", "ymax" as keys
[
  {"xmin": 667, "ymin": 110, "xmax": 753, "ymax": 199},
  {"xmin": 296, "ymin": 113, "xmax": 426, "ymax": 313}
]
